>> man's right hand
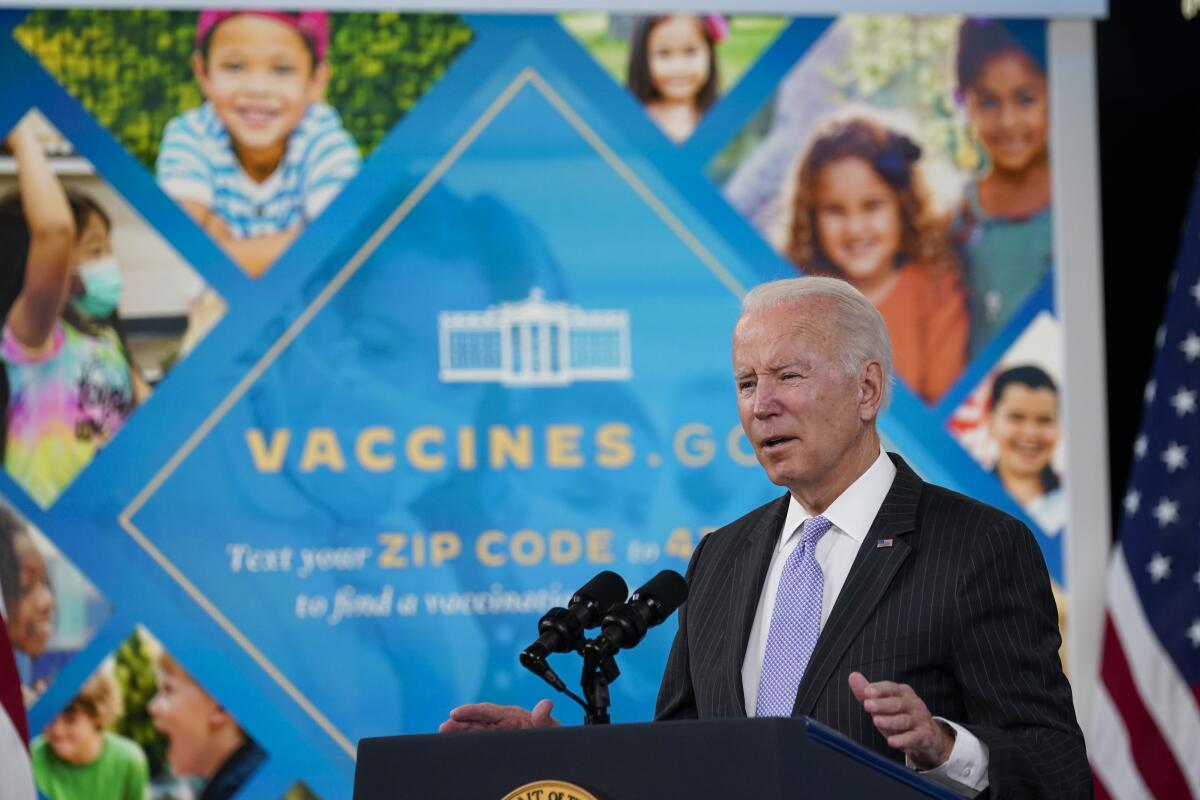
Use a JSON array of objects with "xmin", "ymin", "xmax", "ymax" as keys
[{"xmin": 438, "ymin": 699, "xmax": 559, "ymax": 733}]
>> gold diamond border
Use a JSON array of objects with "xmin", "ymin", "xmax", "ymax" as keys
[{"xmin": 118, "ymin": 67, "xmax": 746, "ymax": 760}]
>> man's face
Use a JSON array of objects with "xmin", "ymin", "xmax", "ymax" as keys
[
  {"xmin": 148, "ymin": 668, "xmax": 220, "ymax": 777},
  {"xmin": 194, "ymin": 14, "xmax": 328, "ymax": 166},
  {"xmin": 733, "ymin": 299, "xmax": 875, "ymax": 495}
]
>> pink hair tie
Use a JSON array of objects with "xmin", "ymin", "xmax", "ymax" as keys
[
  {"xmin": 704, "ymin": 14, "xmax": 729, "ymax": 43},
  {"xmin": 195, "ymin": 10, "xmax": 330, "ymax": 62}
]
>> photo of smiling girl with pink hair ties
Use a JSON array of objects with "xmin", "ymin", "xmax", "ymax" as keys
[{"xmin": 626, "ymin": 14, "xmax": 727, "ymax": 143}]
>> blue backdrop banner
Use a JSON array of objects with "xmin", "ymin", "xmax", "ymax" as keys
[{"xmin": 0, "ymin": 11, "xmax": 1067, "ymax": 798}]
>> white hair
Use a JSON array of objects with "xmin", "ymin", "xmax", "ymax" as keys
[{"xmin": 740, "ymin": 276, "xmax": 894, "ymax": 408}]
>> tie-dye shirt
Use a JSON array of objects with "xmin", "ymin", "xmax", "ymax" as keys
[{"xmin": 2, "ymin": 320, "xmax": 134, "ymax": 507}]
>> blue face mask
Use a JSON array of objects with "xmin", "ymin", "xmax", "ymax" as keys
[{"xmin": 72, "ymin": 256, "xmax": 124, "ymax": 318}]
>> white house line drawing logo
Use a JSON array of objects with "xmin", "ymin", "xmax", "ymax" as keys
[{"xmin": 439, "ymin": 288, "xmax": 632, "ymax": 387}]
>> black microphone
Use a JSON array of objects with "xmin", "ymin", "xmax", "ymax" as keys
[
  {"xmin": 520, "ymin": 571, "xmax": 628, "ymax": 671},
  {"xmin": 585, "ymin": 570, "xmax": 688, "ymax": 660}
]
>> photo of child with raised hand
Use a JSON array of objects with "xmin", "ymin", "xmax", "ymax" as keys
[
  {"xmin": 627, "ymin": 14, "xmax": 725, "ymax": 143},
  {"xmin": 0, "ymin": 114, "xmax": 148, "ymax": 508},
  {"xmin": 156, "ymin": 10, "xmax": 361, "ymax": 278},
  {"xmin": 952, "ymin": 19, "xmax": 1051, "ymax": 355},
  {"xmin": 786, "ymin": 113, "xmax": 967, "ymax": 403},
  {"xmin": 31, "ymin": 667, "xmax": 149, "ymax": 800}
]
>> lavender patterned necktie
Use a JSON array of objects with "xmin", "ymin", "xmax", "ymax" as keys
[{"xmin": 755, "ymin": 515, "xmax": 833, "ymax": 718}]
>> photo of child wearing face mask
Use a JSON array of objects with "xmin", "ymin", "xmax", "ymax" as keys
[{"xmin": 0, "ymin": 114, "xmax": 148, "ymax": 507}]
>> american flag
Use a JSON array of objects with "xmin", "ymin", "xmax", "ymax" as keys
[{"xmin": 1090, "ymin": 172, "xmax": 1200, "ymax": 799}]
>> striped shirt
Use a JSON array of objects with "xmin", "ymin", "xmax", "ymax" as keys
[{"xmin": 156, "ymin": 101, "xmax": 361, "ymax": 239}]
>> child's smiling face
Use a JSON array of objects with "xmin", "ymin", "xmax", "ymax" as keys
[
  {"xmin": 965, "ymin": 53, "xmax": 1048, "ymax": 175},
  {"xmin": 195, "ymin": 14, "xmax": 329, "ymax": 174},
  {"xmin": 44, "ymin": 706, "xmax": 103, "ymax": 766},
  {"xmin": 990, "ymin": 383, "xmax": 1059, "ymax": 481},
  {"xmin": 9, "ymin": 531, "xmax": 54, "ymax": 657},
  {"xmin": 813, "ymin": 156, "xmax": 903, "ymax": 284},
  {"xmin": 646, "ymin": 16, "xmax": 711, "ymax": 105}
]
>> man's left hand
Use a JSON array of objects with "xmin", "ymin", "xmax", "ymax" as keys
[{"xmin": 848, "ymin": 671, "xmax": 955, "ymax": 770}]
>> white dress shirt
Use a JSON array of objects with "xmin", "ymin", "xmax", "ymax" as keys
[{"xmin": 740, "ymin": 449, "xmax": 989, "ymax": 794}]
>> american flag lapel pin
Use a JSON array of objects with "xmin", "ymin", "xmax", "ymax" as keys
[{"xmin": 876, "ymin": 538, "xmax": 894, "ymax": 549}]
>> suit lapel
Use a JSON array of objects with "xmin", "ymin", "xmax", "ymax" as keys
[
  {"xmin": 791, "ymin": 455, "xmax": 923, "ymax": 716},
  {"xmin": 724, "ymin": 493, "xmax": 788, "ymax": 711}
]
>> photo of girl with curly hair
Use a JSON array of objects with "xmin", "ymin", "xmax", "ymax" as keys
[{"xmin": 786, "ymin": 113, "xmax": 968, "ymax": 402}]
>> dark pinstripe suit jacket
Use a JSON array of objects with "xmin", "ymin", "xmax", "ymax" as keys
[{"xmin": 655, "ymin": 454, "xmax": 1090, "ymax": 799}]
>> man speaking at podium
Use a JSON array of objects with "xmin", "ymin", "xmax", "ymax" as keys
[{"xmin": 442, "ymin": 278, "xmax": 1088, "ymax": 798}]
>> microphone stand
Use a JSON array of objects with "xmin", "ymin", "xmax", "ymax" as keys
[
  {"xmin": 578, "ymin": 640, "xmax": 619, "ymax": 726},
  {"xmin": 521, "ymin": 653, "xmax": 590, "ymax": 716},
  {"xmin": 520, "ymin": 638, "xmax": 621, "ymax": 725}
]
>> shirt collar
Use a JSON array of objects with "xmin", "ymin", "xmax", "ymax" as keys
[{"xmin": 779, "ymin": 449, "xmax": 897, "ymax": 550}]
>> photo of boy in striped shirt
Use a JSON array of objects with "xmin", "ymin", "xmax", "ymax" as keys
[{"xmin": 156, "ymin": 10, "xmax": 361, "ymax": 278}]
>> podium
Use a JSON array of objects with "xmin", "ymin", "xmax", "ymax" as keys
[{"xmin": 354, "ymin": 717, "xmax": 962, "ymax": 799}]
